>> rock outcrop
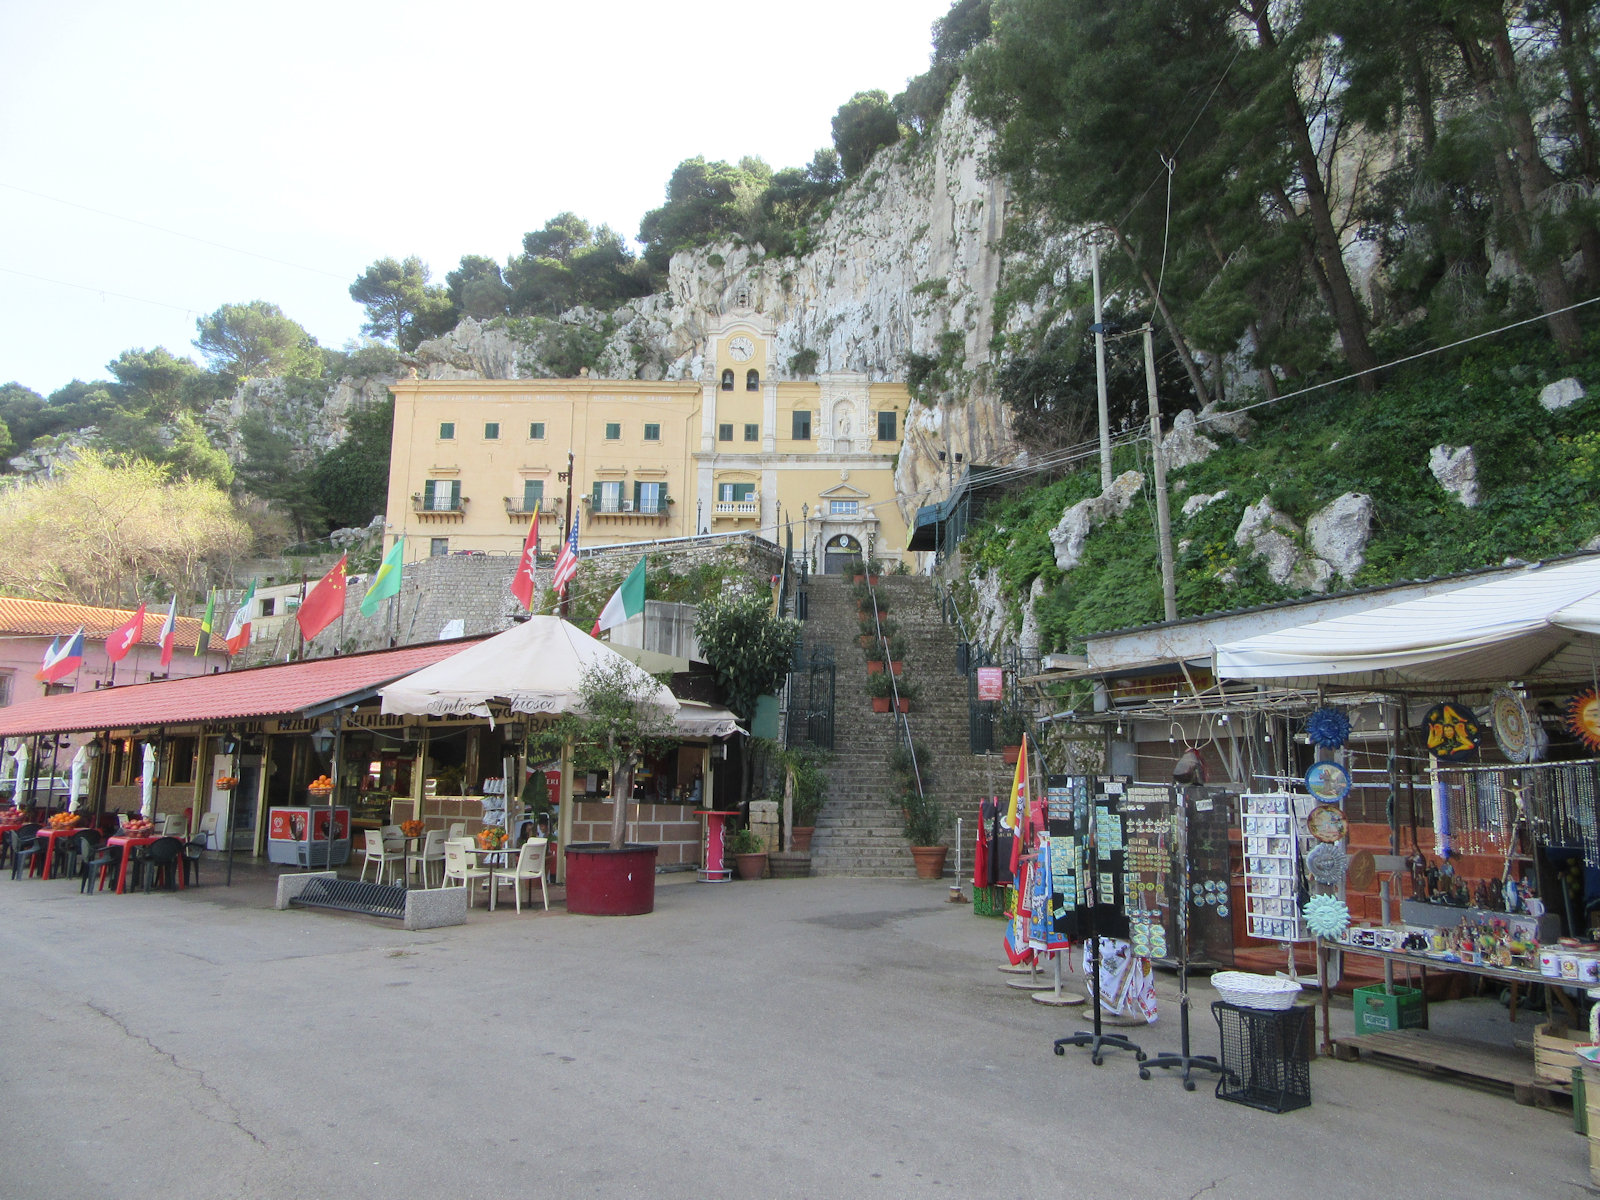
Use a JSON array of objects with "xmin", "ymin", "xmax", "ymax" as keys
[
  {"xmin": 1429, "ymin": 445, "xmax": 1480, "ymax": 508},
  {"xmin": 1051, "ymin": 470, "xmax": 1145, "ymax": 571},
  {"xmin": 1234, "ymin": 497, "xmax": 1334, "ymax": 592},
  {"xmin": 1306, "ymin": 492, "xmax": 1373, "ymax": 581}
]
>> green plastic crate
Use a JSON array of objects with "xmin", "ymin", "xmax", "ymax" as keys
[{"xmin": 1352, "ymin": 983, "xmax": 1425, "ymax": 1034}]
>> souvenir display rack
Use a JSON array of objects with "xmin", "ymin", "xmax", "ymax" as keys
[{"xmin": 1241, "ymin": 793, "xmax": 1308, "ymax": 942}]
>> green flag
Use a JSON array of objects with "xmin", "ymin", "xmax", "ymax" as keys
[
  {"xmin": 593, "ymin": 555, "xmax": 646, "ymax": 636},
  {"xmin": 194, "ymin": 589, "xmax": 215, "ymax": 656},
  {"xmin": 361, "ymin": 536, "xmax": 405, "ymax": 617}
]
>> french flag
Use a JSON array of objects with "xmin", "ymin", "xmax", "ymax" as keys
[{"xmin": 36, "ymin": 628, "xmax": 85, "ymax": 683}]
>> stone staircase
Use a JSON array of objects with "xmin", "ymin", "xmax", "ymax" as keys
[{"xmin": 798, "ymin": 574, "xmax": 1005, "ymax": 877}]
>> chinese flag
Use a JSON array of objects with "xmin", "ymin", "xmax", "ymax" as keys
[{"xmin": 296, "ymin": 554, "xmax": 348, "ymax": 641}]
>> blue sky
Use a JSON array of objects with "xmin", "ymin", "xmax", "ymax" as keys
[{"xmin": 0, "ymin": 0, "xmax": 954, "ymax": 395}]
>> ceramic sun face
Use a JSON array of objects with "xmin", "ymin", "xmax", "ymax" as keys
[{"xmin": 1567, "ymin": 688, "xmax": 1600, "ymax": 752}]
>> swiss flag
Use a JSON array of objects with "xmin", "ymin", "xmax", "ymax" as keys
[
  {"xmin": 105, "ymin": 603, "xmax": 146, "ymax": 663},
  {"xmin": 296, "ymin": 554, "xmax": 348, "ymax": 641}
]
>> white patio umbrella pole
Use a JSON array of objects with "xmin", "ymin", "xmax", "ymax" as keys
[
  {"xmin": 68, "ymin": 745, "xmax": 88, "ymax": 813},
  {"xmin": 140, "ymin": 742, "xmax": 156, "ymax": 819},
  {"xmin": 13, "ymin": 740, "xmax": 29, "ymax": 807}
]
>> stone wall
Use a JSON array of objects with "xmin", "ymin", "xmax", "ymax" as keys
[{"xmin": 570, "ymin": 800, "xmax": 701, "ymax": 872}]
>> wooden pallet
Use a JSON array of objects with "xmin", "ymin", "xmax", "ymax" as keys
[{"xmin": 1334, "ymin": 1029, "xmax": 1572, "ymax": 1108}]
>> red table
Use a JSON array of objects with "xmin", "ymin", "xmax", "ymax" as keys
[
  {"xmin": 33, "ymin": 826, "xmax": 86, "ymax": 880},
  {"xmin": 695, "ymin": 810, "xmax": 734, "ymax": 882},
  {"xmin": 106, "ymin": 834, "xmax": 184, "ymax": 894}
]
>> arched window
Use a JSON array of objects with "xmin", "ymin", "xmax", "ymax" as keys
[
  {"xmin": 746, "ymin": 369, "xmax": 760, "ymax": 391},
  {"xmin": 721, "ymin": 369, "xmax": 734, "ymax": 391}
]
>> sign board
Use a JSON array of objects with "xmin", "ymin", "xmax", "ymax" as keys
[{"xmin": 976, "ymin": 667, "xmax": 1003, "ymax": 701}]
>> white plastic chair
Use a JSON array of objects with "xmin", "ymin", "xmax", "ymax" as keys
[
  {"xmin": 410, "ymin": 829, "xmax": 445, "ymax": 888},
  {"xmin": 448, "ymin": 821, "xmax": 466, "ymax": 841},
  {"xmin": 490, "ymin": 838, "xmax": 549, "ymax": 913},
  {"xmin": 360, "ymin": 827, "xmax": 405, "ymax": 885},
  {"xmin": 442, "ymin": 838, "xmax": 490, "ymax": 905},
  {"xmin": 196, "ymin": 811, "xmax": 219, "ymax": 850}
]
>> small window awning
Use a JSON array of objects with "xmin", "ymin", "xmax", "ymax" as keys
[{"xmin": 674, "ymin": 701, "xmax": 744, "ymax": 739}]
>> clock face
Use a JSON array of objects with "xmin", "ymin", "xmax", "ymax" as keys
[{"xmin": 727, "ymin": 335, "xmax": 755, "ymax": 362}]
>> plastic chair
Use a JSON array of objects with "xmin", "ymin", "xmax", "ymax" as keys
[
  {"xmin": 448, "ymin": 822, "xmax": 466, "ymax": 841},
  {"xmin": 182, "ymin": 838, "xmax": 206, "ymax": 887},
  {"xmin": 490, "ymin": 838, "xmax": 549, "ymax": 913},
  {"xmin": 82, "ymin": 840, "xmax": 122, "ymax": 894},
  {"xmin": 10, "ymin": 826, "xmax": 44, "ymax": 880},
  {"xmin": 359, "ymin": 828, "xmax": 405, "ymax": 885},
  {"xmin": 137, "ymin": 837, "xmax": 184, "ymax": 892},
  {"xmin": 59, "ymin": 828, "xmax": 100, "ymax": 880},
  {"xmin": 409, "ymin": 829, "xmax": 446, "ymax": 888},
  {"xmin": 442, "ymin": 839, "xmax": 490, "ymax": 905},
  {"xmin": 196, "ymin": 812, "xmax": 219, "ymax": 849}
]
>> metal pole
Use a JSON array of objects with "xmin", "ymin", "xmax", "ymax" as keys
[
  {"xmin": 559, "ymin": 450, "xmax": 575, "ymax": 620},
  {"xmin": 1144, "ymin": 326, "xmax": 1178, "ymax": 623},
  {"xmin": 1093, "ymin": 243, "xmax": 1113, "ymax": 491}
]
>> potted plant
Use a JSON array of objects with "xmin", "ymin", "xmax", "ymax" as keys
[
  {"xmin": 902, "ymin": 790, "xmax": 949, "ymax": 879},
  {"xmin": 887, "ymin": 632, "xmax": 907, "ymax": 675},
  {"xmin": 777, "ymin": 744, "xmax": 829, "ymax": 853},
  {"xmin": 725, "ymin": 825, "xmax": 768, "ymax": 879},
  {"xmin": 995, "ymin": 705, "xmax": 1029, "ymax": 764},
  {"xmin": 866, "ymin": 668, "xmax": 896, "ymax": 712},
  {"xmin": 561, "ymin": 656, "xmax": 678, "ymax": 916}
]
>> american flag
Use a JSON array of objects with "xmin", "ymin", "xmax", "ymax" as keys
[{"xmin": 551, "ymin": 513, "xmax": 580, "ymax": 595}]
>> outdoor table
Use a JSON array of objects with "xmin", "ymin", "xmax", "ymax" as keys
[
  {"xmin": 696, "ymin": 810, "xmax": 733, "ymax": 882},
  {"xmin": 106, "ymin": 834, "xmax": 184, "ymax": 894},
  {"xmin": 466, "ymin": 844, "xmax": 512, "ymax": 910},
  {"xmin": 33, "ymin": 826, "xmax": 85, "ymax": 880}
]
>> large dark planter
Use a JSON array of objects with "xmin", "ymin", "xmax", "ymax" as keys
[
  {"xmin": 564, "ymin": 843, "xmax": 658, "ymax": 915},
  {"xmin": 733, "ymin": 852, "xmax": 768, "ymax": 880}
]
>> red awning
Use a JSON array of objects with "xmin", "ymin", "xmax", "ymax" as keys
[{"xmin": 0, "ymin": 640, "xmax": 487, "ymax": 736}]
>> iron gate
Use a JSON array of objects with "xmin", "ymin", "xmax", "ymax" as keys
[{"xmin": 786, "ymin": 645, "xmax": 836, "ymax": 750}]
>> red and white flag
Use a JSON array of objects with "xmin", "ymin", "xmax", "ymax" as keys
[
  {"xmin": 551, "ymin": 514, "xmax": 580, "ymax": 597},
  {"xmin": 224, "ymin": 580, "xmax": 257, "ymax": 655},
  {"xmin": 509, "ymin": 502, "xmax": 540, "ymax": 610},
  {"xmin": 105, "ymin": 603, "xmax": 146, "ymax": 663},
  {"xmin": 296, "ymin": 555, "xmax": 348, "ymax": 641},
  {"xmin": 36, "ymin": 628, "xmax": 85, "ymax": 683},
  {"xmin": 157, "ymin": 596, "xmax": 178, "ymax": 669}
]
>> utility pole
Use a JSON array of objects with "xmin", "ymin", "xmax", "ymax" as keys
[
  {"xmin": 1093, "ymin": 243, "xmax": 1113, "ymax": 492},
  {"xmin": 1145, "ymin": 325, "xmax": 1178, "ymax": 623}
]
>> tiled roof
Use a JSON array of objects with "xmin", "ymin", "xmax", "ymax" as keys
[
  {"xmin": 0, "ymin": 638, "xmax": 487, "ymax": 736},
  {"xmin": 0, "ymin": 596, "xmax": 218, "ymax": 652}
]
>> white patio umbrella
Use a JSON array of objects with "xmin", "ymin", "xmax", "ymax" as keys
[
  {"xmin": 140, "ymin": 742, "xmax": 157, "ymax": 818},
  {"xmin": 67, "ymin": 744, "xmax": 88, "ymax": 812},
  {"xmin": 11, "ymin": 740, "xmax": 28, "ymax": 805}
]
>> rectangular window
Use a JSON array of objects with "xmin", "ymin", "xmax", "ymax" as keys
[
  {"xmin": 430, "ymin": 537, "xmax": 449, "ymax": 557},
  {"xmin": 439, "ymin": 421, "xmax": 455, "ymax": 440},
  {"xmin": 642, "ymin": 423, "xmax": 661, "ymax": 442},
  {"xmin": 0, "ymin": 672, "xmax": 11, "ymax": 707},
  {"xmin": 718, "ymin": 483, "xmax": 755, "ymax": 502},
  {"xmin": 484, "ymin": 421, "xmax": 500, "ymax": 440},
  {"xmin": 592, "ymin": 481, "xmax": 625, "ymax": 512},
  {"xmin": 529, "ymin": 422, "xmax": 546, "ymax": 440},
  {"xmin": 521, "ymin": 480, "xmax": 544, "ymax": 511},
  {"xmin": 635, "ymin": 481, "xmax": 668, "ymax": 514},
  {"xmin": 829, "ymin": 499, "xmax": 859, "ymax": 515},
  {"xmin": 422, "ymin": 479, "xmax": 461, "ymax": 511},
  {"xmin": 744, "ymin": 423, "xmax": 759, "ymax": 441},
  {"xmin": 260, "ymin": 598, "xmax": 276, "ymax": 617},
  {"xmin": 605, "ymin": 422, "xmax": 621, "ymax": 441},
  {"xmin": 791, "ymin": 411, "xmax": 811, "ymax": 440},
  {"xmin": 718, "ymin": 423, "xmax": 734, "ymax": 442},
  {"xmin": 877, "ymin": 410, "xmax": 896, "ymax": 442}
]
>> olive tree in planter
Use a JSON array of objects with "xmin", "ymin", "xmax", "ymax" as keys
[
  {"xmin": 695, "ymin": 591, "xmax": 800, "ymax": 802},
  {"xmin": 561, "ymin": 655, "xmax": 678, "ymax": 915}
]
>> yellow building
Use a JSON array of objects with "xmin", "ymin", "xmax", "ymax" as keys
[{"xmin": 384, "ymin": 308, "xmax": 911, "ymax": 573}]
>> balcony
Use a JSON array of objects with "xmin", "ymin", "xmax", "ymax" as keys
[
  {"xmin": 712, "ymin": 497, "xmax": 760, "ymax": 520},
  {"xmin": 412, "ymin": 493, "xmax": 468, "ymax": 522},
  {"xmin": 585, "ymin": 496, "xmax": 672, "ymax": 521},
  {"xmin": 503, "ymin": 497, "xmax": 564, "ymax": 525}
]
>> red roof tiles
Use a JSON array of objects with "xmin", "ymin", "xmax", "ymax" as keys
[{"xmin": 0, "ymin": 596, "xmax": 217, "ymax": 652}]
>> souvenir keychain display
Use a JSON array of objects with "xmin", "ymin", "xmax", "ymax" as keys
[{"xmin": 1121, "ymin": 783, "xmax": 1174, "ymax": 960}]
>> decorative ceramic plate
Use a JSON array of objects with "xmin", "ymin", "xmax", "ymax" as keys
[
  {"xmin": 1492, "ymin": 687, "xmax": 1535, "ymax": 763},
  {"xmin": 1306, "ymin": 840, "xmax": 1349, "ymax": 884},
  {"xmin": 1568, "ymin": 689, "xmax": 1600, "ymax": 753},
  {"xmin": 1306, "ymin": 802, "xmax": 1349, "ymax": 843},
  {"xmin": 1304, "ymin": 761, "xmax": 1352, "ymax": 804}
]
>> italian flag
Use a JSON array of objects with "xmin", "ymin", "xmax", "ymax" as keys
[
  {"xmin": 592, "ymin": 556, "xmax": 646, "ymax": 637},
  {"xmin": 225, "ymin": 580, "xmax": 257, "ymax": 655}
]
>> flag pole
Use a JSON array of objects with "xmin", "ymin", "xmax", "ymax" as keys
[{"xmin": 559, "ymin": 449, "xmax": 574, "ymax": 621}]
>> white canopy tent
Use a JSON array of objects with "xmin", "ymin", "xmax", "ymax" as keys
[{"xmin": 1214, "ymin": 555, "xmax": 1600, "ymax": 690}]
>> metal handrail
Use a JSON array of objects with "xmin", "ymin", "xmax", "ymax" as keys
[{"xmin": 864, "ymin": 574, "xmax": 923, "ymax": 800}]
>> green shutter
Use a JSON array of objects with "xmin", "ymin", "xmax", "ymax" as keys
[{"xmin": 592, "ymin": 483, "xmax": 601, "ymax": 509}]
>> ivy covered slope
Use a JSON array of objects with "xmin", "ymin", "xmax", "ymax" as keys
[{"xmin": 959, "ymin": 331, "xmax": 1600, "ymax": 654}]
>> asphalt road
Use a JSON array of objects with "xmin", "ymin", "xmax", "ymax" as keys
[{"xmin": 0, "ymin": 868, "xmax": 1589, "ymax": 1199}]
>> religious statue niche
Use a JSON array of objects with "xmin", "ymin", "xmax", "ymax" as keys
[{"xmin": 1422, "ymin": 700, "xmax": 1482, "ymax": 761}]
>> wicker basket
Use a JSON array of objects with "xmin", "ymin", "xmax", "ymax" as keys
[{"xmin": 1211, "ymin": 971, "xmax": 1302, "ymax": 1010}]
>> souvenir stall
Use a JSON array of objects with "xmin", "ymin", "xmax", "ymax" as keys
[{"xmin": 1215, "ymin": 554, "xmax": 1600, "ymax": 1087}]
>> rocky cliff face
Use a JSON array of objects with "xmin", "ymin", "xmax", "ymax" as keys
[{"xmin": 409, "ymin": 86, "xmax": 1029, "ymax": 522}]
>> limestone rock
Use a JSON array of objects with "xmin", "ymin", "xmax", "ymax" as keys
[
  {"xmin": 1019, "ymin": 575, "xmax": 1048, "ymax": 658},
  {"xmin": 1051, "ymin": 470, "xmax": 1145, "ymax": 571},
  {"xmin": 1429, "ymin": 445, "xmax": 1480, "ymax": 508},
  {"xmin": 1234, "ymin": 497, "xmax": 1333, "ymax": 592},
  {"xmin": 1181, "ymin": 490, "xmax": 1228, "ymax": 519},
  {"xmin": 971, "ymin": 567, "xmax": 1007, "ymax": 651},
  {"xmin": 1306, "ymin": 492, "xmax": 1373, "ymax": 580},
  {"xmin": 1196, "ymin": 402, "xmax": 1254, "ymax": 441},
  {"xmin": 1540, "ymin": 378, "xmax": 1586, "ymax": 411},
  {"xmin": 1160, "ymin": 408, "xmax": 1219, "ymax": 470}
]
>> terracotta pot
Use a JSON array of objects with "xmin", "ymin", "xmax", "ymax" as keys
[
  {"xmin": 1002, "ymin": 744, "xmax": 1021, "ymax": 765},
  {"xmin": 867, "ymin": 660, "xmax": 885, "ymax": 674},
  {"xmin": 563, "ymin": 843, "xmax": 658, "ymax": 915},
  {"xmin": 790, "ymin": 826, "xmax": 815, "ymax": 853},
  {"xmin": 910, "ymin": 845, "xmax": 949, "ymax": 879},
  {"xmin": 859, "ymin": 635, "xmax": 875, "ymax": 649},
  {"xmin": 889, "ymin": 661, "xmax": 903, "ymax": 676},
  {"xmin": 733, "ymin": 851, "xmax": 768, "ymax": 880},
  {"xmin": 896, "ymin": 698, "xmax": 910, "ymax": 713},
  {"xmin": 851, "ymin": 574, "xmax": 879, "ymax": 585},
  {"xmin": 871, "ymin": 697, "xmax": 891, "ymax": 713}
]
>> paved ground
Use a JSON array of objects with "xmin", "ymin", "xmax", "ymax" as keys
[{"xmin": 0, "ymin": 864, "xmax": 1593, "ymax": 1199}]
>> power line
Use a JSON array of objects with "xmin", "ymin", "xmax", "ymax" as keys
[
  {"xmin": 0, "ymin": 265, "xmax": 204, "ymax": 317},
  {"xmin": 0, "ymin": 181, "xmax": 352, "ymax": 281}
]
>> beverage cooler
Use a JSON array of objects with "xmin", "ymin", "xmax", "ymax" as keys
[{"xmin": 267, "ymin": 805, "xmax": 351, "ymax": 867}]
